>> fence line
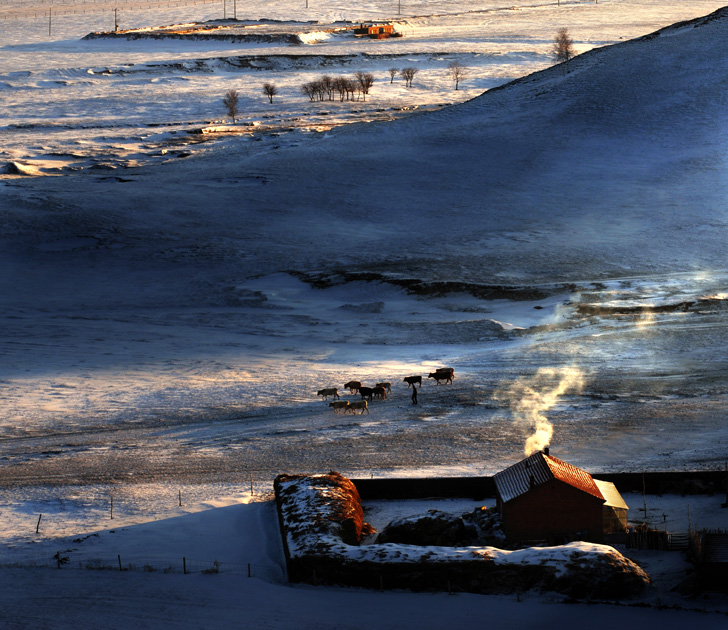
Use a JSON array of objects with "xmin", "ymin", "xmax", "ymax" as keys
[{"xmin": 0, "ymin": 551, "xmax": 286, "ymax": 581}]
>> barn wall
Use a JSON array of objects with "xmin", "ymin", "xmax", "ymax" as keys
[
  {"xmin": 501, "ymin": 479, "xmax": 605, "ymax": 543},
  {"xmin": 603, "ymin": 506, "xmax": 628, "ymax": 533}
]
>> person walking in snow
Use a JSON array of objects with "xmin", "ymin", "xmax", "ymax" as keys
[{"xmin": 411, "ymin": 386, "xmax": 418, "ymax": 405}]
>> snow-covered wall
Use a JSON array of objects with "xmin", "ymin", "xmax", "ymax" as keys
[{"xmin": 275, "ymin": 472, "xmax": 651, "ymax": 599}]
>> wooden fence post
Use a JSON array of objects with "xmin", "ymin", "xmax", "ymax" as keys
[
  {"xmin": 36, "ymin": 514, "xmax": 42, "ymax": 534},
  {"xmin": 118, "ymin": 555, "xmax": 122, "ymax": 571},
  {"xmin": 183, "ymin": 557, "xmax": 187, "ymax": 574}
]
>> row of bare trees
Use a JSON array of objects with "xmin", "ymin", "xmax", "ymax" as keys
[
  {"xmin": 302, "ymin": 71, "xmax": 375, "ymax": 103},
  {"xmin": 224, "ymin": 61, "xmax": 473, "ymax": 120}
]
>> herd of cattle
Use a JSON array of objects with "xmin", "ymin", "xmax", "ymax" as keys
[{"xmin": 316, "ymin": 367, "xmax": 455, "ymax": 414}]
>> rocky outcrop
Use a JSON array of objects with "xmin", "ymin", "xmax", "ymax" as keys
[{"xmin": 2, "ymin": 162, "xmax": 43, "ymax": 176}]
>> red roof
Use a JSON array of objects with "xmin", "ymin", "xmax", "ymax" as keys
[{"xmin": 494, "ymin": 451, "xmax": 604, "ymax": 503}]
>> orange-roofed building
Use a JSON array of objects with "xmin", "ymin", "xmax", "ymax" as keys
[{"xmin": 493, "ymin": 449, "xmax": 628, "ymax": 544}]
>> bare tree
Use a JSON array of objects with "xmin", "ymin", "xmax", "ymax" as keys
[
  {"xmin": 354, "ymin": 71, "xmax": 375, "ymax": 101},
  {"xmin": 553, "ymin": 27, "xmax": 575, "ymax": 72},
  {"xmin": 388, "ymin": 67, "xmax": 399, "ymax": 83},
  {"xmin": 447, "ymin": 61, "xmax": 467, "ymax": 90},
  {"xmin": 344, "ymin": 77, "xmax": 357, "ymax": 101},
  {"xmin": 222, "ymin": 89, "xmax": 240, "ymax": 124},
  {"xmin": 314, "ymin": 80, "xmax": 327, "ymax": 101},
  {"xmin": 320, "ymin": 75, "xmax": 335, "ymax": 101},
  {"xmin": 401, "ymin": 67, "xmax": 418, "ymax": 88},
  {"xmin": 262, "ymin": 82, "xmax": 278, "ymax": 104},
  {"xmin": 301, "ymin": 81, "xmax": 316, "ymax": 101},
  {"xmin": 333, "ymin": 76, "xmax": 353, "ymax": 101},
  {"xmin": 302, "ymin": 80, "xmax": 326, "ymax": 101}
]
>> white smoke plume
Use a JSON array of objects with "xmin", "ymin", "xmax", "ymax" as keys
[{"xmin": 494, "ymin": 367, "xmax": 586, "ymax": 456}]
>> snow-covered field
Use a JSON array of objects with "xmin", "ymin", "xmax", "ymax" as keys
[
  {"xmin": 2, "ymin": 0, "xmax": 728, "ymax": 625},
  {"xmin": 1, "ymin": 492, "xmax": 727, "ymax": 628},
  {"xmin": 3, "ymin": 0, "xmax": 727, "ymax": 170}
]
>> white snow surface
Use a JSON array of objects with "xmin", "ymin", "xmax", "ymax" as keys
[
  {"xmin": 2, "ymin": 0, "xmax": 728, "ymax": 625},
  {"xmin": 1, "ymin": 492, "xmax": 727, "ymax": 628}
]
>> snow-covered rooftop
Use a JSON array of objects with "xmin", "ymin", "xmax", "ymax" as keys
[{"xmin": 494, "ymin": 451, "xmax": 604, "ymax": 503}]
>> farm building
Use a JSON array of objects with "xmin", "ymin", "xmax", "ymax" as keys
[
  {"xmin": 493, "ymin": 449, "xmax": 629, "ymax": 544},
  {"xmin": 594, "ymin": 478, "xmax": 629, "ymax": 533},
  {"xmin": 352, "ymin": 23, "xmax": 398, "ymax": 39}
]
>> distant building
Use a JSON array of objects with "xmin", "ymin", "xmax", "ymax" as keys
[
  {"xmin": 494, "ymin": 449, "xmax": 629, "ymax": 544},
  {"xmin": 352, "ymin": 23, "xmax": 397, "ymax": 39}
]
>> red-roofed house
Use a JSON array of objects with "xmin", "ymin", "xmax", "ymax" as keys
[{"xmin": 493, "ymin": 449, "xmax": 628, "ymax": 544}]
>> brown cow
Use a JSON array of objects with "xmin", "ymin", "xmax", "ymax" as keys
[
  {"xmin": 317, "ymin": 387, "xmax": 339, "ymax": 400},
  {"xmin": 329, "ymin": 400, "xmax": 350, "ymax": 413},
  {"xmin": 346, "ymin": 400, "xmax": 369, "ymax": 414},
  {"xmin": 376, "ymin": 382, "xmax": 392, "ymax": 394},
  {"xmin": 403, "ymin": 375, "xmax": 422, "ymax": 388},
  {"xmin": 344, "ymin": 380, "xmax": 362, "ymax": 394},
  {"xmin": 428, "ymin": 371, "xmax": 453, "ymax": 385},
  {"xmin": 372, "ymin": 386, "xmax": 387, "ymax": 400},
  {"xmin": 435, "ymin": 367, "xmax": 455, "ymax": 379},
  {"xmin": 359, "ymin": 386, "xmax": 374, "ymax": 401}
]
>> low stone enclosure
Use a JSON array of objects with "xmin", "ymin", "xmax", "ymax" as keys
[{"xmin": 274, "ymin": 471, "xmax": 662, "ymax": 600}]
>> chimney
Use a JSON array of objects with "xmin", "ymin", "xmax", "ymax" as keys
[{"xmin": 543, "ymin": 447, "xmax": 550, "ymax": 457}]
